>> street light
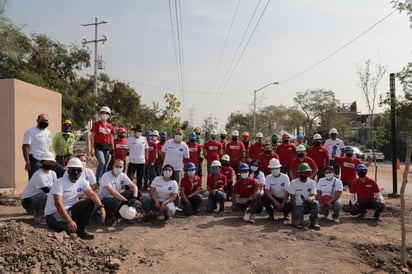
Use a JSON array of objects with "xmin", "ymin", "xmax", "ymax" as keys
[{"xmin": 253, "ymin": 81, "xmax": 279, "ymax": 135}]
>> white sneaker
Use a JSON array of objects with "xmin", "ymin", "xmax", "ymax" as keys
[
  {"xmin": 333, "ymin": 217, "xmax": 340, "ymax": 224},
  {"xmin": 242, "ymin": 210, "xmax": 248, "ymax": 221},
  {"xmin": 167, "ymin": 209, "xmax": 174, "ymax": 218},
  {"xmin": 248, "ymin": 214, "xmax": 255, "ymax": 224}
]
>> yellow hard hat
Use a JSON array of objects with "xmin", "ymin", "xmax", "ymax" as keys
[
  {"xmin": 194, "ymin": 127, "xmax": 201, "ymax": 134},
  {"xmin": 242, "ymin": 131, "xmax": 249, "ymax": 137},
  {"xmin": 63, "ymin": 119, "xmax": 72, "ymax": 125}
]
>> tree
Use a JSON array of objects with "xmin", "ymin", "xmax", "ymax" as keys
[
  {"xmin": 162, "ymin": 93, "xmax": 181, "ymax": 132},
  {"xmin": 202, "ymin": 115, "xmax": 218, "ymax": 140},
  {"xmin": 293, "ymin": 89, "xmax": 339, "ymax": 137}
]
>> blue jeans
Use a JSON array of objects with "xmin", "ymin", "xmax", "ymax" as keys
[
  {"xmin": 21, "ymin": 192, "xmax": 48, "ymax": 217},
  {"xmin": 320, "ymin": 198, "xmax": 342, "ymax": 219},
  {"xmin": 140, "ymin": 194, "xmax": 176, "ymax": 217},
  {"xmin": 293, "ymin": 200, "xmax": 320, "ymax": 226},
  {"xmin": 95, "ymin": 149, "xmax": 111, "ymax": 184},
  {"xmin": 206, "ymin": 190, "xmax": 226, "ymax": 212}
]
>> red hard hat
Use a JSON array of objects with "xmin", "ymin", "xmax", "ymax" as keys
[
  {"xmin": 118, "ymin": 127, "xmax": 127, "ymax": 134},
  {"xmin": 282, "ymin": 133, "xmax": 290, "ymax": 139}
]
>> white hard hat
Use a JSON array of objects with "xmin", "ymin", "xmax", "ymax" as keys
[
  {"xmin": 296, "ymin": 144, "xmax": 306, "ymax": 152},
  {"xmin": 66, "ymin": 157, "xmax": 83, "ymax": 168},
  {"xmin": 313, "ymin": 133, "xmax": 322, "ymax": 140},
  {"xmin": 119, "ymin": 204, "xmax": 137, "ymax": 220},
  {"xmin": 39, "ymin": 152, "xmax": 56, "ymax": 162},
  {"xmin": 220, "ymin": 129, "xmax": 227, "ymax": 135},
  {"xmin": 211, "ymin": 129, "xmax": 218, "ymax": 135},
  {"xmin": 152, "ymin": 130, "xmax": 159, "ymax": 136},
  {"xmin": 211, "ymin": 160, "xmax": 222, "ymax": 167},
  {"xmin": 268, "ymin": 158, "xmax": 282, "ymax": 168},
  {"xmin": 256, "ymin": 132, "xmax": 264, "ymax": 138},
  {"xmin": 329, "ymin": 128, "xmax": 338, "ymax": 134},
  {"xmin": 221, "ymin": 154, "xmax": 230, "ymax": 162},
  {"xmin": 100, "ymin": 106, "xmax": 111, "ymax": 114},
  {"xmin": 231, "ymin": 130, "xmax": 239, "ymax": 137}
]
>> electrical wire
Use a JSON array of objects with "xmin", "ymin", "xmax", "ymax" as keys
[{"xmin": 168, "ymin": 0, "xmax": 182, "ymax": 92}]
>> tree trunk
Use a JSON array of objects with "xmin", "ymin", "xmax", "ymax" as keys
[{"xmin": 400, "ymin": 132, "xmax": 411, "ymax": 267}]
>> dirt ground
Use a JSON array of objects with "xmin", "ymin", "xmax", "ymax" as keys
[{"xmin": 1, "ymin": 162, "xmax": 412, "ymax": 273}]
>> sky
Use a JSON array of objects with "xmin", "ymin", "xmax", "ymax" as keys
[{"xmin": 5, "ymin": 0, "xmax": 412, "ymax": 130}]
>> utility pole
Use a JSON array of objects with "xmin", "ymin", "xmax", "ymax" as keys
[
  {"xmin": 81, "ymin": 18, "xmax": 107, "ymax": 97},
  {"xmin": 253, "ymin": 82, "xmax": 279, "ymax": 135}
]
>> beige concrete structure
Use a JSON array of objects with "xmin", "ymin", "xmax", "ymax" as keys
[{"xmin": 0, "ymin": 79, "xmax": 62, "ymax": 194}]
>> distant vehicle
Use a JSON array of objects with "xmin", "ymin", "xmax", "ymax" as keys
[
  {"xmin": 363, "ymin": 149, "xmax": 385, "ymax": 161},
  {"xmin": 352, "ymin": 147, "xmax": 364, "ymax": 160}
]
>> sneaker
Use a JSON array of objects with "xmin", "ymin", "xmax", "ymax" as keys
[
  {"xmin": 34, "ymin": 216, "xmax": 47, "ymax": 225},
  {"xmin": 267, "ymin": 214, "xmax": 274, "ymax": 221},
  {"xmin": 248, "ymin": 214, "xmax": 255, "ymax": 223},
  {"xmin": 310, "ymin": 223, "xmax": 321, "ymax": 230},
  {"xmin": 295, "ymin": 224, "xmax": 303, "ymax": 229},
  {"xmin": 167, "ymin": 209, "xmax": 174, "ymax": 218},
  {"xmin": 373, "ymin": 215, "xmax": 382, "ymax": 222},
  {"xmin": 283, "ymin": 216, "xmax": 290, "ymax": 221},
  {"xmin": 77, "ymin": 230, "xmax": 95, "ymax": 240},
  {"xmin": 358, "ymin": 213, "xmax": 366, "ymax": 218},
  {"xmin": 333, "ymin": 218, "xmax": 340, "ymax": 224},
  {"xmin": 242, "ymin": 210, "xmax": 248, "ymax": 220}
]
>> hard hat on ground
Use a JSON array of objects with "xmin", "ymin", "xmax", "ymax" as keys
[{"xmin": 119, "ymin": 204, "xmax": 137, "ymax": 220}]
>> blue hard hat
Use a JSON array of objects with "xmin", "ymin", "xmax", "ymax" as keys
[
  {"xmin": 185, "ymin": 162, "xmax": 196, "ymax": 170},
  {"xmin": 238, "ymin": 163, "xmax": 250, "ymax": 171},
  {"xmin": 145, "ymin": 130, "xmax": 153, "ymax": 136},
  {"xmin": 160, "ymin": 131, "xmax": 168, "ymax": 138},
  {"xmin": 344, "ymin": 146, "xmax": 354, "ymax": 152},
  {"xmin": 189, "ymin": 132, "xmax": 197, "ymax": 140},
  {"xmin": 356, "ymin": 164, "xmax": 368, "ymax": 171},
  {"xmin": 297, "ymin": 133, "xmax": 304, "ymax": 139}
]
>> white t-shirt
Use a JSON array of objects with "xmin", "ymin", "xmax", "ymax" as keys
[
  {"xmin": 264, "ymin": 173, "xmax": 290, "ymax": 199},
  {"xmin": 161, "ymin": 139, "xmax": 189, "ymax": 171},
  {"xmin": 287, "ymin": 178, "xmax": 317, "ymax": 206},
  {"xmin": 317, "ymin": 177, "xmax": 343, "ymax": 197},
  {"xmin": 324, "ymin": 138, "xmax": 345, "ymax": 158},
  {"xmin": 21, "ymin": 169, "xmax": 57, "ymax": 199},
  {"xmin": 150, "ymin": 176, "xmax": 178, "ymax": 202},
  {"xmin": 127, "ymin": 136, "xmax": 149, "ymax": 164},
  {"xmin": 249, "ymin": 171, "xmax": 266, "ymax": 194},
  {"xmin": 23, "ymin": 126, "xmax": 52, "ymax": 160},
  {"xmin": 98, "ymin": 171, "xmax": 133, "ymax": 198},
  {"xmin": 82, "ymin": 168, "xmax": 97, "ymax": 187},
  {"xmin": 44, "ymin": 174, "xmax": 91, "ymax": 215}
]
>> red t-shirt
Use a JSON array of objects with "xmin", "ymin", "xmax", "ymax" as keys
[
  {"xmin": 249, "ymin": 143, "xmax": 264, "ymax": 161},
  {"xmin": 180, "ymin": 175, "xmax": 202, "ymax": 196},
  {"xmin": 289, "ymin": 156, "xmax": 318, "ymax": 178},
  {"xmin": 207, "ymin": 173, "xmax": 227, "ymax": 190},
  {"xmin": 146, "ymin": 140, "xmax": 157, "ymax": 166},
  {"xmin": 156, "ymin": 141, "xmax": 166, "ymax": 165},
  {"xmin": 307, "ymin": 145, "xmax": 329, "ymax": 168},
  {"xmin": 232, "ymin": 177, "xmax": 258, "ymax": 198},
  {"xmin": 220, "ymin": 165, "xmax": 235, "ymax": 183},
  {"xmin": 276, "ymin": 143, "xmax": 296, "ymax": 168},
  {"xmin": 334, "ymin": 156, "xmax": 361, "ymax": 184},
  {"xmin": 187, "ymin": 142, "xmax": 201, "ymax": 166},
  {"xmin": 91, "ymin": 120, "xmax": 114, "ymax": 146},
  {"xmin": 350, "ymin": 177, "xmax": 380, "ymax": 202},
  {"xmin": 203, "ymin": 140, "xmax": 222, "ymax": 163},
  {"xmin": 226, "ymin": 141, "xmax": 245, "ymax": 166},
  {"xmin": 114, "ymin": 138, "xmax": 128, "ymax": 160},
  {"xmin": 258, "ymin": 152, "xmax": 280, "ymax": 174}
]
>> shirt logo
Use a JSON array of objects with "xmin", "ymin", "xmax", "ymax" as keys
[
  {"xmin": 179, "ymin": 148, "xmax": 184, "ymax": 152},
  {"xmin": 76, "ymin": 187, "xmax": 83, "ymax": 193},
  {"xmin": 281, "ymin": 183, "xmax": 284, "ymax": 186}
]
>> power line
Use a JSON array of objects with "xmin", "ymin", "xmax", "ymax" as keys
[{"xmin": 168, "ymin": 0, "xmax": 181, "ymax": 92}]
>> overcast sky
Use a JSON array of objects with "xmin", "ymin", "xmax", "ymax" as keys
[{"xmin": 5, "ymin": 0, "xmax": 412, "ymax": 129}]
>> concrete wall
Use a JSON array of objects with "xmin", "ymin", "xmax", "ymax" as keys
[{"xmin": 0, "ymin": 79, "xmax": 61, "ymax": 194}]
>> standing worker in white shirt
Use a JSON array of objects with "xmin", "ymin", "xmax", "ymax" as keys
[
  {"xmin": 324, "ymin": 128, "xmax": 345, "ymax": 176},
  {"xmin": 126, "ymin": 124, "xmax": 149, "ymax": 192}
]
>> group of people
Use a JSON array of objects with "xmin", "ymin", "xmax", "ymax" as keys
[{"xmin": 20, "ymin": 108, "xmax": 385, "ymax": 240}]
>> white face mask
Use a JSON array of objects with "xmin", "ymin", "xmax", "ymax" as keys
[
  {"xmin": 240, "ymin": 172, "xmax": 249, "ymax": 179},
  {"xmin": 135, "ymin": 132, "xmax": 142, "ymax": 138},
  {"xmin": 271, "ymin": 169, "xmax": 280, "ymax": 177},
  {"xmin": 100, "ymin": 114, "xmax": 110, "ymax": 121},
  {"xmin": 152, "ymin": 136, "xmax": 158, "ymax": 141},
  {"xmin": 250, "ymin": 166, "xmax": 258, "ymax": 172},
  {"xmin": 325, "ymin": 173, "xmax": 334, "ymax": 180},
  {"xmin": 82, "ymin": 161, "xmax": 87, "ymax": 169},
  {"xmin": 187, "ymin": 170, "xmax": 196, "ymax": 177},
  {"xmin": 113, "ymin": 167, "xmax": 122, "ymax": 176},
  {"xmin": 163, "ymin": 170, "xmax": 173, "ymax": 178},
  {"xmin": 174, "ymin": 135, "xmax": 183, "ymax": 142}
]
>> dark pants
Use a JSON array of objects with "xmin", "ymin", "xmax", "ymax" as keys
[
  {"xmin": 329, "ymin": 159, "xmax": 340, "ymax": 176},
  {"xmin": 45, "ymin": 199, "xmax": 95, "ymax": 234},
  {"xmin": 224, "ymin": 181, "xmax": 233, "ymax": 200},
  {"xmin": 21, "ymin": 192, "xmax": 48, "ymax": 217},
  {"xmin": 317, "ymin": 167, "xmax": 325, "ymax": 180},
  {"xmin": 233, "ymin": 199, "xmax": 258, "ymax": 214},
  {"xmin": 29, "ymin": 154, "xmax": 65, "ymax": 179},
  {"xmin": 197, "ymin": 157, "xmax": 203, "ymax": 179},
  {"xmin": 280, "ymin": 167, "xmax": 290, "ymax": 179},
  {"xmin": 181, "ymin": 194, "xmax": 203, "ymax": 216},
  {"xmin": 55, "ymin": 154, "xmax": 72, "ymax": 167},
  {"xmin": 127, "ymin": 163, "xmax": 145, "ymax": 191},
  {"xmin": 101, "ymin": 189, "xmax": 134, "ymax": 223},
  {"xmin": 262, "ymin": 195, "xmax": 292, "ymax": 217},
  {"xmin": 144, "ymin": 165, "xmax": 156, "ymax": 190},
  {"xmin": 358, "ymin": 199, "xmax": 385, "ymax": 217}
]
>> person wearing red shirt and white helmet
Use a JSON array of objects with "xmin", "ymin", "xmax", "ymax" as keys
[
  {"xmin": 248, "ymin": 132, "xmax": 265, "ymax": 161},
  {"xmin": 156, "ymin": 132, "xmax": 168, "ymax": 175},
  {"xmin": 220, "ymin": 154, "xmax": 235, "ymax": 200},
  {"xmin": 289, "ymin": 145, "xmax": 318, "ymax": 179},
  {"xmin": 276, "ymin": 133, "xmax": 297, "ymax": 176},
  {"xmin": 324, "ymin": 128, "xmax": 345, "ymax": 176},
  {"xmin": 226, "ymin": 130, "xmax": 246, "ymax": 176},
  {"xmin": 152, "ymin": 130, "xmax": 160, "ymax": 144},
  {"xmin": 203, "ymin": 129, "xmax": 222, "ymax": 175},
  {"xmin": 307, "ymin": 133, "xmax": 329, "ymax": 179}
]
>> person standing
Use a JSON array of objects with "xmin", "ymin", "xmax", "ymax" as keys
[
  {"xmin": 126, "ymin": 124, "xmax": 149, "ymax": 192},
  {"xmin": 144, "ymin": 130, "xmax": 157, "ymax": 190},
  {"xmin": 219, "ymin": 129, "xmax": 228, "ymax": 154},
  {"xmin": 22, "ymin": 113, "xmax": 64, "ymax": 179},
  {"xmin": 289, "ymin": 145, "xmax": 318, "ymax": 180},
  {"xmin": 324, "ymin": 128, "xmax": 345, "ymax": 176},
  {"xmin": 248, "ymin": 132, "xmax": 265, "ymax": 161},
  {"xmin": 203, "ymin": 130, "xmax": 222, "ymax": 175},
  {"xmin": 258, "ymin": 142, "xmax": 279, "ymax": 175},
  {"xmin": 226, "ymin": 130, "xmax": 245, "ymax": 176},
  {"xmin": 156, "ymin": 132, "xmax": 168, "ymax": 175},
  {"xmin": 52, "ymin": 119, "xmax": 76, "ymax": 167},
  {"xmin": 107, "ymin": 127, "xmax": 128, "ymax": 171},
  {"xmin": 90, "ymin": 106, "xmax": 115, "ymax": 185},
  {"xmin": 220, "ymin": 154, "xmax": 235, "ymax": 200},
  {"xmin": 241, "ymin": 131, "xmax": 251, "ymax": 163},
  {"xmin": 276, "ymin": 133, "xmax": 297, "ymax": 176},
  {"xmin": 186, "ymin": 132, "xmax": 201, "ymax": 175},
  {"xmin": 307, "ymin": 133, "xmax": 329, "ymax": 179}
]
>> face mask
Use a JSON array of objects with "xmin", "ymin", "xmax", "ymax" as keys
[
  {"xmin": 153, "ymin": 136, "xmax": 158, "ymax": 141},
  {"xmin": 118, "ymin": 134, "xmax": 125, "ymax": 139},
  {"xmin": 250, "ymin": 166, "xmax": 258, "ymax": 172},
  {"xmin": 297, "ymin": 152, "xmax": 305, "ymax": 158},
  {"xmin": 82, "ymin": 162, "xmax": 87, "ymax": 168},
  {"xmin": 220, "ymin": 135, "xmax": 226, "ymax": 140},
  {"xmin": 325, "ymin": 173, "xmax": 334, "ymax": 180},
  {"xmin": 211, "ymin": 135, "xmax": 217, "ymax": 140},
  {"xmin": 113, "ymin": 168, "xmax": 122, "ymax": 175},
  {"xmin": 38, "ymin": 121, "xmax": 49, "ymax": 129},
  {"xmin": 211, "ymin": 168, "xmax": 220, "ymax": 175},
  {"xmin": 299, "ymin": 175, "xmax": 308, "ymax": 182},
  {"xmin": 221, "ymin": 162, "xmax": 228, "ymax": 167},
  {"xmin": 190, "ymin": 139, "xmax": 196, "ymax": 143},
  {"xmin": 271, "ymin": 169, "xmax": 280, "ymax": 177},
  {"xmin": 330, "ymin": 134, "xmax": 337, "ymax": 140},
  {"xmin": 314, "ymin": 141, "xmax": 321, "ymax": 146},
  {"xmin": 187, "ymin": 170, "xmax": 196, "ymax": 177},
  {"xmin": 42, "ymin": 164, "xmax": 54, "ymax": 170},
  {"xmin": 264, "ymin": 150, "xmax": 271, "ymax": 155},
  {"xmin": 357, "ymin": 171, "xmax": 367, "ymax": 178},
  {"xmin": 345, "ymin": 153, "xmax": 353, "ymax": 158},
  {"xmin": 135, "ymin": 132, "xmax": 142, "ymax": 138},
  {"xmin": 232, "ymin": 137, "xmax": 238, "ymax": 142},
  {"xmin": 69, "ymin": 170, "xmax": 82, "ymax": 181},
  {"xmin": 163, "ymin": 170, "xmax": 173, "ymax": 178},
  {"xmin": 240, "ymin": 172, "xmax": 249, "ymax": 179},
  {"xmin": 282, "ymin": 140, "xmax": 289, "ymax": 144},
  {"xmin": 62, "ymin": 125, "xmax": 71, "ymax": 132},
  {"xmin": 160, "ymin": 138, "xmax": 166, "ymax": 142},
  {"xmin": 146, "ymin": 136, "xmax": 152, "ymax": 141},
  {"xmin": 174, "ymin": 135, "xmax": 183, "ymax": 142},
  {"xmin": 100, "ymin": 114, "xmax": 110, "ymax": 121}
]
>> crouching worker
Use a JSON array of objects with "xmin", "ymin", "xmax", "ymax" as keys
[
  {"xmin": 98, "ymin": 159, "xmax": 139, "ymax": 225},
  {"xmin": 316, "ymin": 166, "xmax": 343, "ymax": 223},
  {"xmin": 231, "ymin": 163, "xmax": 260, "ymax": 223},
  {"xmin": 180, "ymin": 162, "xmax": 203, "ymax": 216},
  {"xmin": 21, "ymin": 152, "xmax": 57, "ymax": 224},
  {"xmin": 349, "ymin": 164, "xmax": 385, "ymax": 221},
  {"xmin": 44, "ymin": 158, "xmax": 106, "ymax": 239},
  {"xmin": 206, "ymin": 160, "xmax": 227, "ymax": 213},
  {"xmin": 141, "ymin": 164, "xmax": 178, "ymax": 222}
]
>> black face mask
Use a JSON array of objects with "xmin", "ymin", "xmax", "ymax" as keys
[
  {"xmin": 264, "ymin": 150, "xmax": 271, "ymax": 155},
  {"xmin": 232, "ymin": 137, "xmax": 238, "ymax": 142},
  {"xmin": 345, "ymin": 153, "xmax": 353, "ymax": 158},
  {"xmin": 38, "ymin": 121, "xmax": 49, "ymax": 129},
  {"xmin": 42, "ymin": 164, "xmax": 54, "ymax": 170},
  {"xmin": 69, "ymin": 170, "xmax": 82, "ymax": 181},
  {"xmin": 357, "ymin": 171, "xmax": 367, "ymax": 178},
  {"xmin": 297, "ymin": 152, "xmax": 305, "ymax": 158},
  {"xmin": 314, "ymin": 141, "xmax": 320, "ymax": 146},
  {"xmin": 118, "ymin": 134, "xmax": 126, "ymax": 139},
  {"xmin": 220, "ymin": 135, "xmax": 226, "ymax": 140},
  {"xmin": 222, "ymin": 162, "xmax": 228, "ymax": 167},
  {"xmin": 62, "ymin": 125, "xmax": 71, "ymax": 132},
  {"xmin": 299, "ymin": 175, "xmax": 308, "ymax": 182},
  {"xmin": 282, "ymin": 140, "xmax": 289, "ymax": 144},
  {"xmin": 190, "ymin": 139, "xmax": 196, "ymax": 143}
]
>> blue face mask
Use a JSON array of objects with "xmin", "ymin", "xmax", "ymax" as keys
[{"xmin": 211, "ymin": 168, "xmax": 220, "ymax": 174}]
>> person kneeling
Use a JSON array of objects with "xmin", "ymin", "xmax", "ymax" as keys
[
  {"xmin": 44, "ymin": 158, "xmax": 106, "ymax": 240},
  {"xmin": 231, "ymin": 163, "xmax": 260, "ymax": 224},
  {"xmin": 180, "ymin": 162, "xmax": 203, "ymax": 216}
]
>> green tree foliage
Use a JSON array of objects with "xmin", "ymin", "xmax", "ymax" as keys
[{"xmin": 162, "ymin": 93, "xmax": 181, "ymax": 132}]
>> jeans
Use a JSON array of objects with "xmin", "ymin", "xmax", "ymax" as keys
[
  {"xmin": 206, "ymin": 190, "xmax": 226, "ymax": 212},
  {"xmin": 144, "ymin": 165, "xmax": 156, "ymax": 189},
  {"xmin": 174, "ymin": 170, "xmax": 182, "ymax": 186},
  {"xmin": 21, "ymin": 192, "xmax": 48, "ymax": 217},
  {"xmin": 182, "ymin": 194, "xmax": 203, "ymax": 216},
  {"xmin": 95, "ymin": 149, "xmax": 111, "ymax": 184},
  {"xmin": 45, "ymin": 199, "xmax": 95, "ymax": 234},
  {"xmin": 140, "ymin": 194, "xmax": 176, "ymax": 217},
  {"xmin": 320, "ymin": 198, "xmax": 342, "ymax": 219},
  {"xmin": 293, "ymin": 200, "xmax": 320, "ymax": 226},
  {"xmin": 262, "ymin": 195, "xmax": 292, "ymax": 218},
  {"xmin": 127, "ymin": 163, "xmax": 145, "ymax": 191}
]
